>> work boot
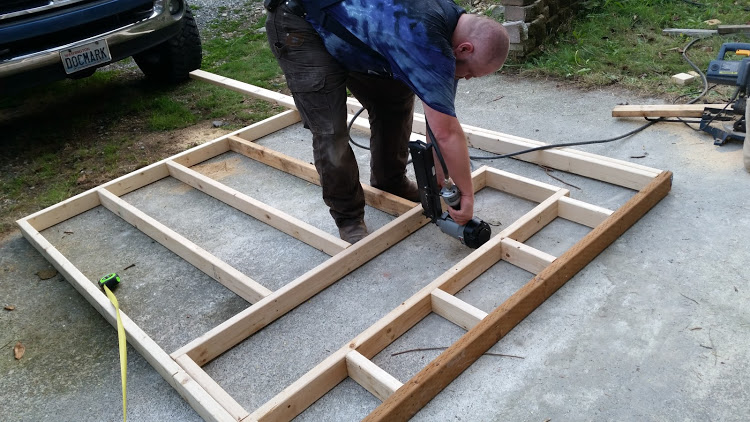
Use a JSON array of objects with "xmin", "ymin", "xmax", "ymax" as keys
[
  {"xmin": 378, "ymin": 178, "xmax": 420, "ymax": 203},
  {"xmin": 338, "ymin": 219, "xmax": 369, "ymax": 244}
]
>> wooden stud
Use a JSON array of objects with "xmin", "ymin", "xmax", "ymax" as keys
[
  {"xmin": 247, "ymin": 348, "xmax": 350, "ymax": 421},
  {"xmin": 23, "ymin": 107, "xmax": 298, "ymax": 232},
  {"xmin": 173, "ymin": 369, "xmax": 238, "ymax": 422},
  {"xmin": 345, "ymin": 350, "xmax": 404, "ymax": 402},
  {"xmin": 170, "ymin": 138, "xmax": 232, "ymax": 169},
  {"xmin": 233, "ymin": 109, "xmax": 301, "ymax": 142},
  {"xmin": 166, "ymin": 161, "xmax": 348, "ymax": 256},
  {"xmin": 411, "ymin": 117, "xmax": 660, "ymax": 191},
  {"xmin": 229, "ymin": 136, "xmax": 320, "ymax": 185},
  {"xmin": 97, "ymin": 188, "xmax": 272, "ymax": 303},
  {"xmin": 499, "ymin": 238, "xmax": 556, "ymax": 275},
  {"xmin": 229, "ymin": 136, "xmax": 416, "ymax": 217},
  {"xmin": 430, "ymin": 289, "xmax": 488, "ymax": 331},
  {"xmin": 500, "ymin": 189, "xmax": 569, "ymax": 242},
  {"xmin": 24, "ymin": 189, "xmax": 102, "ymax": 233},
  {"xmin": 190, "ymin": 70, "xmax": 296, "ymax": 109},
  {"xmin": 175, "ymin": 354, "xmax": 250, "ymax": 421},
  {"xmin": 558, "ymin": 196, "xmax": 613, "ymax": 228},
  {"xmin": 484, "ymin": 166, "xmax": 562, "ymax": 202}
]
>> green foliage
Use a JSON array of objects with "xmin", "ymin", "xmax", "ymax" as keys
[
  {"xmin": 146, "ymin": 97, "xmax": 198, "ymax": 130},
  {"xmin": 519, "ymin": 0, "xmax": 750, "ymax": 99}
]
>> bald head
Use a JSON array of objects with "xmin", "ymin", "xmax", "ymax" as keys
[{"xmin": 452, "ymin": 14, "xmax": 510, "ymax": 80}]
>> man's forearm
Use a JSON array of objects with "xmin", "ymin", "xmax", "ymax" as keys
[
  {"xmin": 433, "ymin": 131, "xmax": 473, "ymax": 198},
  {"xmin": 422, "ymin": 105, "xmax": 476, "ymax": 224}
]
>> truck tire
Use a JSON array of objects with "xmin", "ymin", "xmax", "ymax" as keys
[{"xmin": 134, "ymin": 7, "xmax": 202, "ymax": 82}]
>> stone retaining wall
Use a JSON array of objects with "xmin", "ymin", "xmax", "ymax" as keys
[{"xmin": 498, "ymin": 0, "xmax": 584, "ymax": 57}]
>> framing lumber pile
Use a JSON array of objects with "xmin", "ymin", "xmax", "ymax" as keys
[{"xmin": 18, "ymin": 71, "xmax": 672, "ymax": 421}]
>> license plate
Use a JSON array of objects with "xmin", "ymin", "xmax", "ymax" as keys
[{"xmin": 60, "ymin": 39, "xmax": 111, "ymax": 74}]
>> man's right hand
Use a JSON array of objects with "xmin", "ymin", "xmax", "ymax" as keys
[{"xmin": 447, "ymin": 192, "xmax": 474, "ymax": 226}]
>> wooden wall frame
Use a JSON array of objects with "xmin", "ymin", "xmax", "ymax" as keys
[{"xmin": 17, "ymin": 71, "xmax": 672, "ymax": 421}]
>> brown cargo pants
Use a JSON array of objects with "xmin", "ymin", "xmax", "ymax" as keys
[{"xmin": 266, "ymin": 3, "xmax": 415, "ymax": 227}]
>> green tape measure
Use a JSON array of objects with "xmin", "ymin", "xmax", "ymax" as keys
[
  {"xmin": 98, "ymin": 273, "xmax": 121, "ymax": 290},
  {"xmin": 99, "ymin": 272, "xmax": 127, "ymax": 422}
]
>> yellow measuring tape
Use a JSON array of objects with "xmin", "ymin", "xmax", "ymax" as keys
[{"xmin": 100, "ymin": 273, "xmax": 127, "ymax": 422}]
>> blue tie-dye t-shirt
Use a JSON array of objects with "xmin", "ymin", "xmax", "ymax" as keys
[{"xmin": 302, "ymin": 0, "xmax": 464, "ymax": 117}]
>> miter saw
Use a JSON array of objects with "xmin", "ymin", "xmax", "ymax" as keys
[{"xmin": 700, "ymin": 42, "xmax": 750, "ymax": 145}]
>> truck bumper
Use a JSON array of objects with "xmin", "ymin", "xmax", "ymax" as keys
[{"xmin": 0, "ymin": 0, "xmax": 186, "ymax": 93}]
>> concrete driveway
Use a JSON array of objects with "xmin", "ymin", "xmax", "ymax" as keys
[{"xmin": 1, "ymin": 74, "xmax": 748, "ymax": 421}]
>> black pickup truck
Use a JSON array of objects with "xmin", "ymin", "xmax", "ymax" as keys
[{"xmin": 0, "ymin": 0, "xmax": 202, "ymax": 94}]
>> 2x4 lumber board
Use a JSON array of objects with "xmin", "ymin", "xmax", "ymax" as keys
[
  {"xmin": 248, "ymin": 347, "xmax": 350, "ymax": 421},
  {"xmin": 456, "ymin": 121, "xmax": 661, "ymax": 178},
  {"xmin": 363, "ymin": 170, "xmax": 673, "ymax": 422},
  {"xmin": 171, "ymin": 138, "xmax": 232, "ymax": 168},
  {"xmin": 166, "ymin": 161, "xmax": 348, "ymax": 255},
  {"xmin": 23, "ymin": 190, "xmax": 102, "ymax": 233},
  {"xmin": 411, "ymin": 116, "xmax": 660, "ymax": 191},
  {"xmin": 558, "ymin": 196, "xmax": 613, "ymax": 228},
  {"xmin": 190, "ymin": 70, "xmax": 296, "ymax": 109},
  {"xmin": 484, "ymin": 166, "xmax": 562, "ymax": 202},
  {"xmin": 16, "ymin": 220, "xmax": 235, "ymax": 422},
  {"xmin": 170, "ymin": 110, "xmax": 300, "ymax": 167},
  {"xmin": 499, "ymin": 238, "xmax": 556, "ymax": 275},
  {"xmin": 229, "ymin": 136, "xmax": 319, "ymax": 185},
  {"xmin": 717, "ymin": 24, "xmax": 750, "ymax": 34},
  {"xmin": 430, "ymin": 288, "xmax": 487, "ymax": 331},
  {"xmin": 464, "ymin": 128, "xmax": 655, "ymax": 191},
  {"xmin": 174, "ymin": 205, "xmax": 431, "ymax": 366},
  {"xmin": 346, "ymin": 350, "xmax": 404, "ymax": 402},
  {"xmin": 501, "ymin": 189, "xmax": 569, "ymax": 243},
  {"xmin": 233, "ymin": 109, "xmax": 302, "ymax": 142},
  {"xmin": 662, "ymin": 28, "xmax": 718, "ymax": 37},
  {"xmin": 97, "ymin": 188, "xmax": 272, "ymax": 303},
  {"xmin": 612, "ymin": 104, "xmax": 728, "ymax": 118},
  {"xmin": 228, "ymin": 136, "xmax": 416, "ymax": 217},
  {"xmin": 173, "ymin": 369, "xmax": 238, "ymax": 422},
  {"xmin": 189, "ymin": 71, "xmax": 658, "ymax": 189},
  {"xmin": 175, "ymin": 354, "xmax": 250, "ymax": 421},
  {"xmin": 350, "ymin": 102, "xmax": 660, "ymax": 183}
]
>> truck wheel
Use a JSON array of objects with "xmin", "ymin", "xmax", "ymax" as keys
[{"xmin": 134, "ymin": 7, "xmax": 202, "ymax": 82}]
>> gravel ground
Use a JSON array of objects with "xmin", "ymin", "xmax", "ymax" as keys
[{"xmin": 188, "ymin": 0, "xmax": 267, "ymax": 34}]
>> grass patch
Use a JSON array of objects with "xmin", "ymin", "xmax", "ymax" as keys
[
  {"xmin": 0, "ymin": 1, "xmax": 284, "ymax": 238},
  {"xmin": 517, "ymin": 0, "xmax": 750, "ymax": 100}
]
